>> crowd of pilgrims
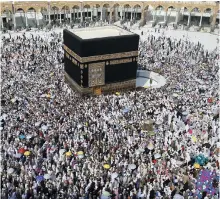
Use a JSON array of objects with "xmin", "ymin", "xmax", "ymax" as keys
[{"xmin": 0, "ymin": 28, "xmax": 219, "ymax": 199}]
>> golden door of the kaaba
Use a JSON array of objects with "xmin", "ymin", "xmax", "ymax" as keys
[{"xmin": 88, "ymin": 62, "xmax": 105, "ymax": 87}]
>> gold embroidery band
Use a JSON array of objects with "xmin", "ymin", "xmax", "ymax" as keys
[
  {"xmin": 63, "ymin": 44, "xmax": 138, "ymax": 63},
  {"xmin": 72, "ymin": 58, "xmax": 77, "ymax": 65},
  {"xmin": 109, "ymin": 58, "xmax": 132, "ymax": 65},
  {"xmin": 65, "ymin": 52, "xmax": 78, "ymax": 65},
  {"xmin": 64, "ymin": 45, "xmax": 81, "ymax": 62}
]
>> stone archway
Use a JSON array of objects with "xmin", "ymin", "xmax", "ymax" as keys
[
  {"xmin": 112, "ymin": 3, "xmax": 120, "ymax": 22},
  {"xmin": 191, "ymin": 7, "xmax": 201, "ymax": 13},
  {"xmin": 1, "ymin": 10, "xmax": 12, "ymax": 29},
  {"xmin": 102, "ymin": 4, "xmax": 110, "ymax": 22},
  {"xmin": 15, "ymin": 8, "xmax": 26, "ymax": 28},
  {"xmin": 2, "ymin": 9, "xmax": 12, "ymax": 17},
  {"xmin": 72, "ymin": 5, "xmax": 80, "ymax": 22},
  {"xmin": 178, "ymin": 7, "xmax": 190, "ymax": 26},
  {"xmin": 204, "ymin": 8, "xmax": 212, "ymax": 14},
  {"xmin": 167, "ymin": 6, "xmax": 175, "ymax": 11},
  {"xmin": 191, "ymin": 7, "xmax": 201, "ymax": 26},
  {"xmin": 93, "ymin": 4, "xmax": 101, "ymax": 21},
  {"xmin": 166, "ymin": 6, "xmax": 176, "ymax": 24},
  {"xmin": 26, "ymin": 7, "xmax": 37, "ymax": 27},
  {"xmin": 95, "ymin": 4, "xmax": 101, "ymax": 9},
  {"xmin": 154, "ymin": 5, "xmax": 165, "ymax": 23},
  {"xmin": 140, "ymin": 5, "xmax": 152, "ymax": 25},
  {"xmin": 83, "ymin": 5, "xmax": 91, "ymax": 22},
  {"xmin": 124, "ymin": 4, "xmax": 131, "ymax": 21},
  {"xmin": 141, "ymin": 5, "xmax": 153, "ymax": 24},
  {"xmin": 133, "ymin": 4, "xmax": 141, "ymax": 21},
  {"xmin": 40, "ymin": 7, "xmax": 48, "ymax": 23},
  {"xmin": 51, "ymin": 6, "xmax": 59, "ymax": 22},
  {"xmin": 155, "ymin": 5, "xmax": 164, "ymax": 11},
  {"xmin": 202, "ymin": 8, "xmax": 213, "ymax": 27},
  {"xmin": 61, "ymin": 6, "xmax": 70, "ymax": 23}
]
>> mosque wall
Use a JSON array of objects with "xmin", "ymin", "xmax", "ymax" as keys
[
  {"xmin": 1, "ymin": 1, "xmax": 218, "ymax": 20},
  {"xmin": 1, "ymin": 1, "xmax": 218, "ymax": 31}
]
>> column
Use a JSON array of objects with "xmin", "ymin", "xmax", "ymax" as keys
[
  {"xmin": 73, "ymin": 9, "xmax": 75, "ymax": 21},
  {"xmin": 25, "ymin": 12, "xmax": 28, "ymax": 27},
  {"xmin": 144, "ymin": 9, "xmax": 147, "ymax": 24},
  {"xmin": 80, "ymin": 7, "xmax": 83, "ymax": 22},
  {"xmin": 63, "ymin": 10, "xmax": 65, "ymax": 21},
  {"xmin": 130, "ymin": 8, "xmax": 133, "ymax": 21},
  {"xmin": 199, "ymin": 13, "xmax": 203, "ymax": 27},
  {"xmin": 109, "ymin": 9, "xmax": 113, "ymax": 23},
  {"xmin": 65, "ymin": 9, "xmax": 67, "ymax": 22},
  {"xmin": 211, "ymin": 13, "xmax": 217, "ymax": 30},
  {"xmin": 175, "ymin": 9, "xmax": 180, "ymax": 24},
  {"xmin": 13, "ymin": 14, "xmax": 16, "ymax": 29},
  {"xmin": 120, "ymin": 6, "xmax": 123, "ymax": 20},
  {"xmin": 133, "ymin": 8, "xmax": 136, "ymax": 20},
  {"xmin": 69, "ymin": 9, "xmax": 71, "ymax": 23},
  {"xmin": 95, "ymin": 7, "xmax": 98, "ymax": 19},
  {"xmin": 66, "ymin": 9, "xmax": 68, "ymax": 21},
  {"xmin": 69, "ymin": 10, "xmax": 71, "ymax": 22},
  {"xmin": 91, "ymin": 7, "xmax": 93, "ymax": 21},
  {"xmin": 153, "ymin": 10, "xmax": 156, "ymax": 21},
  {"xmin": 103, "ymin": 8, "xmax": 107, "ymax": 21},
  {"xmin": 48, "ymin": 3, "xmax": 51, "ymax": 24},
  {"xmin": 36, "ymin": 12, "xmax": 39, "ymax": 26},
  {"xmin": 1, "ymin": 17, "xmax": 4, "ymax": 29},
  {"xmin": 187, "ymin": 13, "xmax": 191, "ymax": 26},
  {"xmin": 141, "ymin": 9, "xmax": 144, "ymax": 22},
  {"xmin": 100, "ymin": 7, "xmax": 103, "ymax": 21},
  {"xmin": 135, "ymin": 8, "xmax": 138, "ymax": 19},
  {"xmin": 164, "ymin": 10, "xmax": 167, "ymax": 22},
  {"xmin": 12, "ymin": 2, "xmax": 16, "ymax": 30},
  {"xmin": 114, "ymin": 7, "xmax": 118, "ymax": 21},
  {"xmin": 77, "ymin": 10, "xmax": 79, "ymax": 20},
  {"xmin": 60, "ymin": 11, "xmax": 62, "ymax": 23},
  {"xmin": 117, "ymin": 7, "xmax": 120, "ymax": 21}
]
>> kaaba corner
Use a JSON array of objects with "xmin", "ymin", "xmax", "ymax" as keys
[{"xmin": 63, "ymin": 26, "xmax": 140, "ymax": 95}]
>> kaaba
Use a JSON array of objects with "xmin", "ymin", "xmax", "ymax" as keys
[{"xmin": 63, "ymin": 26, "xmax": 139, "ymax": 94}]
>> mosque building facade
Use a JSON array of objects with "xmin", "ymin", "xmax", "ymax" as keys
[{"xmin": 1, "ymin": 1, "xmax": 219, "ymax": 31}]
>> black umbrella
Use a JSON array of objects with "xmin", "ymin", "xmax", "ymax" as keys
[{"xmin": 202, "ymin": 143, "xmax": 211, "ymax": 148}]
